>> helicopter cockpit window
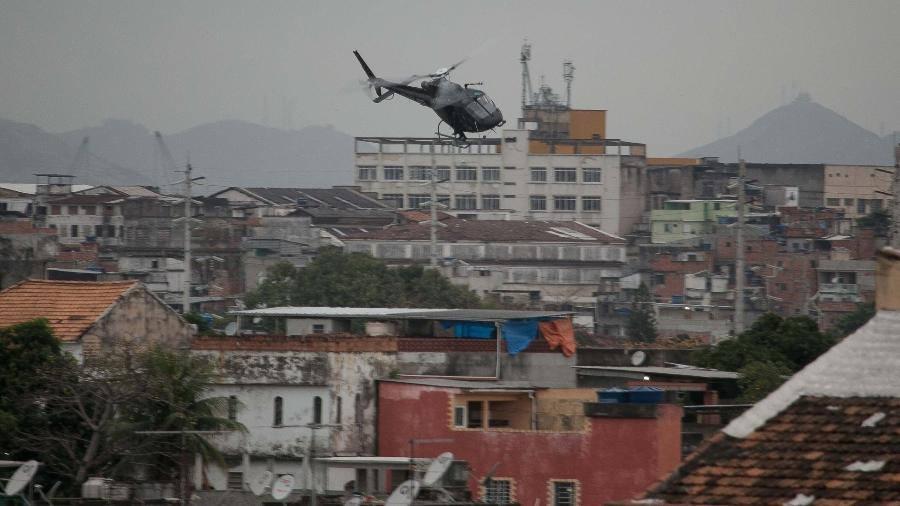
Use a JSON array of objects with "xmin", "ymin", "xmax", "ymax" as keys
[{"xmin": 476, "ymin": 94, "xmax": 497, "ymax": 112}]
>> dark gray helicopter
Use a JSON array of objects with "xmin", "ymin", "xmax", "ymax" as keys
[{"xmin": 354, "ymin": 50, "xmax": 505, "ymax": 145}]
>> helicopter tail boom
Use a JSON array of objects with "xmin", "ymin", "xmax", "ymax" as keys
[{"xmin": 353, "ymin": 50, "xmax": 386, "ymax": 99}]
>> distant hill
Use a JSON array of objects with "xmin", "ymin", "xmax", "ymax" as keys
[
  {"xmin": 0, "ymin": 117, "xmax": 149, "ymax": 185},
  {"xmin": 680, "ymin": 94, "xmax": 896, "ymax": 165},
  {"xmin": 59, "ymin": 119, "xmax": 355, "ymax": 190}
]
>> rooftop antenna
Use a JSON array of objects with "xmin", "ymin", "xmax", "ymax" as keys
[{"xmin": 562, "ymin": 59, "xmax": 575, "ymax": 108}]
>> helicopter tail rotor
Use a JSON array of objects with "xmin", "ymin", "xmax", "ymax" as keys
[{"xmin": 353, "ymin": 50, "xmax": 385, "ymax": 99}]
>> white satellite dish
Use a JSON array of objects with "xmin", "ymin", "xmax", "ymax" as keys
[
  {"xmin": 343, "ymin": 494, "xmax": 363, "ymax": 506},
  {"xmin": 4, "ymin": 460, "xmax": 39, "ymax": 496},
  {"xmin": 249, "ymin": 470, "xmax": 274, "ymax": 496},
  {"xmin": 422, "ymin": 452, "xmax": 454, "ymax": 487},
  {"xmin": 385, "ymin": 479, "xmax": 420, "ymax": 506},
  {"xmin": 224, "ymin": 322, "xmax": 238, "ymax": 336},
  {"xmin": 631, "ymin": 350, "xmax": 647, "ymax": 366},
  {"xmin": 271, "ymin": 474, "xmax": 295, "ymax": 501}
]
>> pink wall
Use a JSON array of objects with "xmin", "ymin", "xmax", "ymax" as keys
[{"xmin": 377, "ymin": 381, "xmax": 681, "ymax": 506}]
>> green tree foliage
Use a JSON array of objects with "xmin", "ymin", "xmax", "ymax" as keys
[
  {"xmin": 856, "ymin": 209, "xmax": 891, "ymax": 235},
  {"xmin": 626, "ymin": 282, "xmax": 658, "ymax": 342},
  {"xmin": 693, "ymin": 314, "xmax": 837, "ymax": 400},
  {"xmin": 829, "ymin": 302, "xmax": 875, "ymax": 338},
  {"xmin": 245, "ymin": 247, "xmax": 483, "ymax": 309}
]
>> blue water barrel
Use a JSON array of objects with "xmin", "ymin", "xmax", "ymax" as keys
[
  {"xmin": 598, "ymin": 388, "xmax": 628, "ymax": 404},
  {"xmin": 627, "ymin": 386, "xmax": 664, "ymax": 404}
]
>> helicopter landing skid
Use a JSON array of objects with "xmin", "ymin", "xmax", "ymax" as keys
[{"xmin": 435, "ymin": 122, "xmax": 470, "ymax": 147}]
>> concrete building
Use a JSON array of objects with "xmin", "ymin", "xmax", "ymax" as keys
[
  {"xmin": 823, "ymin": 164, "xmax": 892, "ymax": 218},
  {"xmin": 45, "ymin": 194, "xmax": 126, "ymax": 246},
  {"xmin": 377, "ymin": 378, "xmax": 682, "ymax": 506},
  {"xmin": 650, "ymin": 200, "xmax": 739, "ymax": 244},
  {"xmin": 353, "ymin": 129, "xmax": 648, "ymax": 237},
  {"xmin": 0, "ymin": 279, "xmax": 192, "ymax": 363},
  {"xmin": 343, "ymin": 219, "xmax": 627, "ymax": 307},
  {"xmin": 0, "ymin": 218, "xmax": 59, "ymax": 289}
]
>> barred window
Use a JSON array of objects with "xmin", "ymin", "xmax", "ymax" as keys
[
  {"xmin": 554, "ymin": 196, "xmax": 577, "ymax": 211},
  {"xmin": 484, "ymin": 479, "xmax": 512, "ymax": 504},
  {"xmin": 482, "ymin": 167, "xmax": 501, "ymax": 181},
  {"xmin": 531, "ymin": 167, "xmax": 547, "ymax": 182},
  {"xmin": 455, "ymin": 195, "xmax": 477, "ymax": 210},
  {"xmin": 408, "ymin": 194, "xmax": 431, "ymax": 208},
  {"xmin": 482, "ymin": 194, "xmax": 500, "ymax": 210},
  {"xmin": 384, "ymin": 167, "xmax": 404, "ymax": 180},
  {"xmin": 457, "ymin": 167, "xmax": 477, "ymax": 181},
  {"xmin": 583, "ymin": 168, "xmax": 602, "ymax": 183},
  {"xmin": 382, "ymin": 194, "xmax": 404, "ymax": 207},
  {"xmin": 582, "ymin": 197, "xmax": 602, "ymax": 211},
  {"xmin": 357, "ymin": 167, "xmax": 377, "ymax": 181},
  {"xmin": 554, "ymin": 167, "xmax": 577, "ymax": 183},
  {"xmin": 409, "ymin": 166, "xmax": 430, "ymax": 180},
  {"xmin": 530, "ymin": 195, "xmax": 547, "ymax": 211},
  {"xmin": 552, "ymin": 482, "xmax": 576, "ymax": 506},
  {"xmin": 436, "ymin": 166, "xmax": 451, "ymax": 181}
]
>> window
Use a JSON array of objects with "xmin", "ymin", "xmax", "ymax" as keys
[
  {"xmin": 456, "ymin": 167, "xmax": 477, "ymax": 181},
  {"xmin": 826, "ymin": 198, "xmax": 840, "ymax": 206},
  {"xmin": 484, "ymin": 479, "xmax": 512, "ymax": 504},
  {"xmin": 107, "ymin": 225, "xmax": 115, "ymax": 237},
  {"xmin": 94, "ymin": 225, "xmax": 103, "ymax": 237},
  {"xmin": 482, "ymin": 194, "xmax": 500, "ymax": 210},
  {"xmin": 408, "ymin": 194, "xmax": 431, "ymax": 208},
  {"xmin": 70, "ymin": 225, "xmax": 79, "ymax": 238},
  {"xmin": 50, "ymin": 205, "xmax": 61, "ymax": 215},
  {"xmin": 530, "ymin": 195, "xmax": 547, "ymax": 211},
  {"xmin": 273, "ymin": 396, "xmax": 283, "ymax": 426},
  {"xmin": 408, "ymin": 166, "xmax": 430, "ymax": 180},
  {"xmin": 312, "ymin": 324, "xmax": 325, "ymax": 333},
  {"xmin": 482, "ymin": 167, "xmax": 501, "ymax": 181},
  {"xmin": 82, "ymin": 205, "xmax": 96, "ymax": 215},
  {"xmin": 871, "ymin": 199, "xmax": 883, "ymax": 211},
  {"xmin": 582, "ymin": 168, "xmax": 602, "ymax": 183},
  {"xmin": 554, "ymin": 167, "xmax": 577, "ymax": 183},
  {"xmin": 228, "ymin": 395, "xmax": 238, "ymax": 421},
  {"xmin": 554, "ymin": 195, "xmax": 576, "ymax": 211},
  {"xmin": 313, "ymin": 396, "xmax": 323, "ymax": 425},
  {"xmin": 857, "ymin": 199, "xmax": 867, "ymax": 214},
  {"xmin": 552, "ymin": 481, "xmax": 576, "ymax": 506},
  {"xmin": 357, "ymin": 167, "xmax": 376, "ymax": 181},
  {"xmin": 67, "ymin": 205, "xmax": 78, "ymax": 215},
  {"xmin": 582, "ymin": 197, "xmax": 602, "ymax": 211},
  {"xmin": 844, "ymin": 198, "xmax": 855, "ymax": 206},
  {"xmin": 453, "ymin": 406, "xmax": 466, "ymax": 427},
  {"xmin": 530, "ymin": 167, "xmax": 547, "ymax": 182},
  {"xmin": 384, "ymin": 167, "xmax": 403, "ymax": 180},
  {"xmin": 436, "ymin": 166, "xmax": 451, "ymax": 181},
  {"xmin": 382, "ymin": 194, "xmax": 403, "ymax": 207},
  {"xmin": 227, "ymin": 471, "xmax": 243, "ymax": 490},
  {"xmin": 467, "ymin": 401, "xmax": 483, "ymax": 428},
  {"xmin": 455, "ymin": 195, "xmax": 477, "ymax": 210},
  {"xmin": 336, "ymin": 396, "xmax": 342, "ymax": 423},
  {"xmin": 151, "ymin": 260, "xmax": 159, "ymax": 269}
]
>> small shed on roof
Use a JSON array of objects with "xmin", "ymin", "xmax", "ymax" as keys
[{"xmin": 0, "ymin": 279, "xmax": 193, "ymax": 362}]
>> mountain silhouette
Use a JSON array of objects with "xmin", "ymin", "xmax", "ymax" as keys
[{"xmin": 680, "ymin": 94, "xmax": 896, "ymax": 165}]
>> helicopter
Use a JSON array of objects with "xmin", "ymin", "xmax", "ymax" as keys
[{"xmin": 353, "ymin": 50, "xmax": 505, "ymax": 145}]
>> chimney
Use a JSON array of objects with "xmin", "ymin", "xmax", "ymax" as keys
[{"xmin": 876, "ymin": 247, "xmax": 900, "ymax": 310}]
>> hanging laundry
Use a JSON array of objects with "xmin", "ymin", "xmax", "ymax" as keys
[
  {"xmin": 538, "ymin": 319, "xmax": 577, "ymax": 357},
  {"xmin": 440, "ymin": 320, "xmax": 496, "ymax": 339},
  {"xmin": 502, "ymin": 319, "xmax": 539, "ymax": 355}
]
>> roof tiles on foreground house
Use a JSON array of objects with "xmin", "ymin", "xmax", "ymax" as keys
[{"xmin": 633, "ymin": 305, "xmax": 900, "ymax": 505}]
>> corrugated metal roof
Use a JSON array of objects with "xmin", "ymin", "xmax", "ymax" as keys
[
  {"xmin": 230, "ymin": 306, "xmax": 574, "ymax": 322},
  {"xmin": 574, "ymin": 365, "xmax": 739, "ymax": 380}
]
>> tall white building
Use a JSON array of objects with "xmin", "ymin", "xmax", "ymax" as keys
[{"xmin": 353, "ymin": 129, "xmax": 648, "ymax": 237}]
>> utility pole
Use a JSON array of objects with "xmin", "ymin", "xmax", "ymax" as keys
[
  {"xmin": 179, "ymin": 164, "xmax": 205, "ymax": 315},
  {"xmin": 430, "ymin": 143, "xmax": 438, "ymax": 268},
  {"xmin": 891, "ymin": 144, "xmax": 900, "ymax": 246},
  {"xmin": 734, "ymin": 158, "xmax": 746, "ymax": 335}
]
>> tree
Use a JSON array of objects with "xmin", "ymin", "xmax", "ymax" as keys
[
  {"xmin": 693, "ymin": 313, "xmax": 837, "ymax": 400},
  {"xmin": 829, "ymin": 302, "xmax": 875, "ymax": 338},
  {"xmin": 626, "ymin": 282, "xmax": 658, "ymax": 342},
  {"xmin": 857, "ymin": 209, "xmax": 891, "ymax": 236},
  {"xmin": 245, "ymin": 247, "xmax": 484, "ymax": 310}
]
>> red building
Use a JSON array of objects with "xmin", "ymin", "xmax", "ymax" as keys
[{"xmin": 377, "ymin": 378, "xmax": 682, "ymax": 506}]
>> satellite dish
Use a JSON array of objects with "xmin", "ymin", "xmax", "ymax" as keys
[
  {"xmin": 249, "ymin": 470, "xmax": 274, "ymax": 496},
  {"xmin": 631, "ymin": 350, "xmax": 647, "ymax": 366},
  {"xmin": 271, "ymin": 474, "xmax": 295, "ymax": 501},
  {"xmin": 385, "ymin": 479, "xmax": 420, "ymax": 506},
  {"xmin": 5, "ymin": 460, "xmax": 39, "ymax": 496},
  {"xmin": 224, "ymin": 322, "xmax": 238, "ymax": 336},
  {"xmin": 422, "ymin": 452, "xmax": 454, "ymax": 487},
  {"xmin": 344, "ymin": 494, "xmax": 363, "ymax": 506}
]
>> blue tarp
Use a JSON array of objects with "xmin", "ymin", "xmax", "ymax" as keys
[
  {"xmin": 440, "ymin": 321, "xmax": 496, "ymax": 339},
  {"xmin": 502, "ymin": 319, "xmax": 539, "ymax": 356}
]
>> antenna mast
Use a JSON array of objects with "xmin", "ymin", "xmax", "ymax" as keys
[
  {"xmin": 734, "ymin": 158, "xmax": 746, "ymax": 335},
  {"xmin": 520, "ymin": 41, "xmax": 532, "ymax": 112},
  {"xmin": 563, "ymin": 60, "xmax": 575, "ymax": 108}
]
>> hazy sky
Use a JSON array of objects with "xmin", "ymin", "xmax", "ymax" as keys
[{"xmin": 1, "ymin": 0, "xmax": 898, "ymax": 155}]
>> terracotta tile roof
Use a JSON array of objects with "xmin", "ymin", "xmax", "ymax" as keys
[
  {"xmin": 0, "ymin": 279, "xmax": 138, "ymax": 342},
  {"xmin": 343, "ymin": 219, "xmax": 625, "ymax": 243},
  {"xmin": 647, "ymin": 396, "xmax": 900, "ymax": 504}
]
